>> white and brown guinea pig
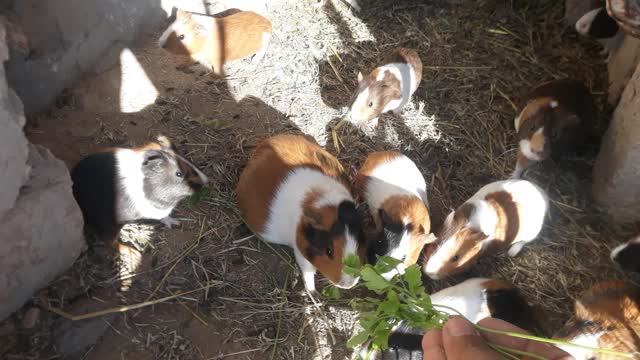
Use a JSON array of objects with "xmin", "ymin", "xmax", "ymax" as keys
[
  {"xmin": 554, "ymin": 280, "xmax": 640, "ymax": 359},
  {"xmin": 355, "ymin": 151, "xmax": 433, "ymax": 279},
  {"xmin": 575, "ymin": 7, "xmax": 624, "ymax": 58},
  {"xmin": 71, "ymin": 135, "xmax": 209, "ymax": 244},
  {"xmin": 361, "ymin": 278, "xmax": 548, "ymax": 360},
  {"xmin": 611, "ymin": 234, "xmax": 640, "ymax": 274},
  {"xmin": 350, "ymin": 48, "xmax": 423, "ymax": 129},
  {"xmin": 512, "ymin": 79, "xmax": 597, "ymax": 178},
  {"xmin": 158, "ymin": 9, "xmax": 272, "ymax": 75},
  {"xmin": 235, "ymin": 135, "xmax": 364, "ymax": 295},
  {"xmin": 423, "ymin": 179, "xmax": 548, "ymax": 280}
]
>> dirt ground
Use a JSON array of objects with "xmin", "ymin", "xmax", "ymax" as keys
[{"xmin": 3, "ymin": 0, "xmax": 640, "ymax": 359}]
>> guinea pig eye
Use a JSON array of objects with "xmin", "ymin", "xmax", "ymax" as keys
[
  {"xmin": 451, "ymin": 255, "xmax": 459, "ymax": 262},
  {"xmin": 178, "ymin": 34, "xmax": 185, "ymax": 40},
  {"xmin": 175, "ymin": 171, "xmax": 185, "ymax": 178},
  {"xmin": 367, "ymin": 101, "xmax": 373, "ymax": 108},
  {"xmin": 326, "ymin": 247, "xmax": 333, "ymax": 257}
]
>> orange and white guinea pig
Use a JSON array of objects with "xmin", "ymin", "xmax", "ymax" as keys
[
  {"xmin": 423, "ymin": 179, "xmax": 548, "ymax": 280},
  {"xmin": 158, "ymin": 9, "xmax": 272, "ymax": 75},
  {"xmin": 355, "ymin": 151, "xmax": 433, "ymax": 279},
  {"xmin": 361, "ymin": 278, "xmax": 547, "ymax": 360},
  {"xmin": 512, "ymin": 79, "xmax": 597, "ymax": 178},
  {"xmin": 350, "ymin": 48, "xmax": 423, "ymax": 129},
  {"xmin": 235, "ymin": 135, "xmax": 363, "ymax": 295},
  {"xmin": 554, "ymin": 280, "xmax": 640, "ymax": 360}
]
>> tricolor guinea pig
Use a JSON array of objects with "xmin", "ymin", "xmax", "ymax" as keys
[
  {"xmin": 71, "ymin": 135, "xmax": 209, "ymax": 244},
  {"xmin": 350, "ymin": 48, "xmax": 423, "ymax": 129},
  {"xmin": 512, "ymin": 79, "xmax": 597, "ymax": 178},
  {"xmin": 423, "ymin": 179, "xmax": 548, "ymax": 280},
  {"xmin": 235, "ymin": 134, "xmax": 364, "ymax": 295},
  {"xmin": 158, "ymin": 9, "xmax": 272, "ymax": 75},
  {"xmin": 611, "ymin": 235, "xmax": 640, "ymax": 274},
  {"xmin": 575, "ymin": 7, "xmax": 624, "ymax": 58},
  {"xmin": 355, "ymin": 151, "xmax": 433, "ymax": 279},
  {"xmin": 360, "ymin": 278, "xmax": 547, "ymax": 360},
  {"xmin": 554, "ymin": 280, "xmax": 640, "ymax": 360}
]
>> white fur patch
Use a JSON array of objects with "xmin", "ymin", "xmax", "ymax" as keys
[
  {"xmin": 518, "ymin": 127, "xmax": 545, "ymax": 161},
  {"xmin": 424, "ymin": 234, "xmax": 459, "ymax": 279},
  {"xmin": 575, "ymin": 8, "xmax": 601, "ymax": 36},
  {"xmin": 557, "ymin": 332, "xmax": 602, "ymax": 360},
  {"xmin": 550, "ymin": 100, "xmax": 558, "ymax": 108},
  {"xmin": 467, "ymin": 199, "xmax": 498, "ymax": 237},
  {"xmin": 514, "ymin": 113, "xmax": 523, "ymax": 132},
  {"xmin": 115, "ymin": 149, "xmax": 174, "ymax": 222},
  {"xmin": 430, "ymin": 278, "xmax": 491, "ymax": 323},
  {"xmin": 350, "ymin": 87, "xmax": 371, "ymax": 122},
  {"xmin": 610, "ymin": 242, "xmax": 629, "ymax": 261},
  {"xmin": 364, "ymin": 154, "xmax": 428, "ymax": 213}
]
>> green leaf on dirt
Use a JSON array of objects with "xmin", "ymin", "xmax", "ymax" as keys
[
  {"xmin": 347, "ymin": 331, "xmax": 370, "ymax": 349},
  {"xmin": 374, "ymin": 256, "xmax": 403, "ymax": 274},
  {"xmin": 322, "ymin": 285, "xmax": 341, "ymax": 299},
  {"xmin": 188, "ymin": 186, "xmax": 213, "ymax": 206},
  {"xmin": 358, "ymin": 312, "xmax": 379, "ymax": 331},
  {"xmin": 403, "ymin": 264, "xmax": 423, "ymax": 295},
  {"xmin": 361, "ymin": 266, "xmax": 390, "ymax": 293}
]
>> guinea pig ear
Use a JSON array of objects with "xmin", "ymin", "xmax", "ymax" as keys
[
  {"xmin": 156, "ymin": 135, "xmax": 175, "ymax": 151},
  {"xmin": 302, "ymin": 208, "xmax": 322, "ymax": 227},
  {"xmin": 176, "ymin": 9, "xmax": 191, "ymax": 21},
  {"xmin": 357, "ymin": 71, "xmax": 363, "ymax": 82},
  {"xmin": 142, "ymin": 149, "xmax": 166, "ymax": 166},
  {"xmin": 338, "ymin": 200, "xmax": 358, "ymax": 225}
]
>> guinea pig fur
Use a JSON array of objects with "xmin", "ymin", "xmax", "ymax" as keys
[
  {"xmin": 235, "ymin": 134, "xmax": 364, "ymax": 295},
  {"xmin": 423, "ymin": 179, "xmax": 548, "ymax": 280},
  {"xmin": 158, "ymin": 9, "xmax": 272, "ymax": 75},
  {"xmin": 512, "ymin": 79, "xmax": 597, "ymax": 178},
  {"xmin": 575, "ymin": 7, "xmax": 624, "ymax": 58},
  {"xmin": 554, "ymin": 280, "xmax": 640, "ymax": 360},
  {"xmin": 360, "ymin": 278, "xmax": 547, "ymax": 360},
  {"xmin": 350, "ymin": 48, "xmax": 423, "ymax": 129},
  {"xmin": 71, "ymin": 135, "xmax": 208, "ymax": 243},
  {"xmin": 611, "ymin": 235, "xmax": 640, "ymax": 274},
  {"xmin": 355, "ymin": 151, "xmax": 433, "ymax": 279}
]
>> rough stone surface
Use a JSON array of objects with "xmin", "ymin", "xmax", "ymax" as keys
[
  {"xmin": 593, "ymin": 61, "xmax": 640, "ymax": 223},
  {"xmin": 0, "ymin": 22, "xmax": 29, "ymax": 214},
  {"xmin": 608, "ymin": 36, "xmax": 640, "ymax": 105},
  {"xmin": 565, "ymin": 0, "xmax": 600, "ymax": 25}
]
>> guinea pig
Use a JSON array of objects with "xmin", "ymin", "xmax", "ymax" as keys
[
  {"xmin": 610, "ymin": 235, "xmax": 640, "ymax": 273},
  {"xmin": 360, "ymin": 278, "xmax": 547, "ymax": 360},
  {"xmin": 575, "ymin": 7, "xmax": 624, "ymax": 58},
  {"xmin": 355, "ymin": 151, "xmax": 434, "ymax": 279},
  {"xmin": 350, "ymin": 48, "xmax": 423, "ymax": 129},
  {"xmin": 554, "ymin": 280, "xmax": 640, "ymax": 360},
  {"xmin": 512, "ymin": 79, "xmax": 597, "ymax": 178},
  {"xmin": 158, "ymin": 9, "xmax": 272, "ymax": 76},
  {"xmin": 423, "ymin": 179, "xmax": 548, "ymax": 280},
  {"xmin": 235, "ymin": 134, "xmax": 364, "ymax": 295},
  {"xmin": 71, "ymin": 135, "xmax": 209, "ymax": 245}
]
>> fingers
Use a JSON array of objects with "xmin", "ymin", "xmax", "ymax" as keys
[
  {"xmin": 441, "ymin": 316, "xmax": 505, "ymax": 360},
  {"xmin": 477, "ymin": 318, "xmax": 574, "ymax": 360},
  {"xmin": 422, "ymin": 329, "xmax": 446, "ymax": 360}
]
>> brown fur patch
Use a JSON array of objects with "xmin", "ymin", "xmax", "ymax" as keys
[
  {"xmin": 484, "ymin": 191, "xmax": 520, "ymax": 246},
  {"xmin": 235, "ymin": 134, "xmax": 348, "ymax": 233}
]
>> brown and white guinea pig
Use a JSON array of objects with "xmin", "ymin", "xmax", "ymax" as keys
[
  {"xmin": 158, "ymin": 9, "xmax": 272, "ymax": 75},
  {"xmin": 423, "ymin": 179, "xmax": 548, "ymax": 280},
  {"xmin": 554, "ymin": 280, "xmax": 640, "ymax": 359},
  {"xmin": 512, "ymin": 79, "xmax": 597, "ymax": 178},
  {"xmin": 349, "ymin": 48, "xmax": 423, "ymax": 129},
  {"xmin": 575, "ymin": 7, "xmax": 624, "ymax": 58},
  {"xmin": 360, "ymin": 278, "xmax": 548, "ymax": 360},
  {"xmin": 354, "ymin": 151, "xmax": 434, "ymax": 279},
  {"xmin": 235, "ymin": 134, "xmax": 364, "ymax": 295},
  {"xmin": 71, "ymin": 135, "xmax": 208, "ymax": 244},
  {"xmin": 611, "ymin": 235, "xmax": 640, "ymax": 274}
]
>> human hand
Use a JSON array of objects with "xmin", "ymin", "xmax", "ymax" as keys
[{"xmin": 422, "ymin": 316, "xmax": 573, "ymax": 360}]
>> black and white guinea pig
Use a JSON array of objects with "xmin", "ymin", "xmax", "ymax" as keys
[
  {"xmin": 355, "ymin": 151, "xmax": 434, "ymax": 280},
  {"xmin": 511, "ymin": 79, "xmax": 597, "ymax": 178},
  {"xmin": 611, "ymin": 234, "xmax": 640, "ymax": 273},
  {"xmin": 554, "ymin": 280, "xmax": 640, "ymax": 359},
  {"xmin": 235, "ymin": 134, "xmax": 365, "ymax": 295},
  {"xmin": 71, "ymin": 135, "xmax": 208, "ymax": 244},
  {"xmin": 360, "ymin": 278, "xmax": 547, "ymax": 360},
  {"xmin": 349, "ymin": 48, "xmax": 423, "ymax": 129},
  {"xmin": 575, "ymin": 7, "xmax": 624, "ymax": 58}
]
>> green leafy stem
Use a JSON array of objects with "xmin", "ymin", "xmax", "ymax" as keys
[{"xmin": 325, "ymin": 255, "xmax": 639, "ymax": 360}]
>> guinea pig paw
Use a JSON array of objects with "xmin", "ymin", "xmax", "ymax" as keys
[{"xmin": 160, "ymin": 216, "xmax": 181, "ymax": 229}]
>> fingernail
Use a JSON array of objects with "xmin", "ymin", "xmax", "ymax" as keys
[{"xmin": 446, "ymin": 317, "xmax": 478, "ymax": 337}]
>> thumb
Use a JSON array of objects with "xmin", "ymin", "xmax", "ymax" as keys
[{"xmin": 442, "ymin": 317, "xmax": 501, "ymax": 360}]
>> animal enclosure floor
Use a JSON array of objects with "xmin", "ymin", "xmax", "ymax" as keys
[{"xmin": 4, "ymin": 0, "xmax": 640, "ymax": 359}]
